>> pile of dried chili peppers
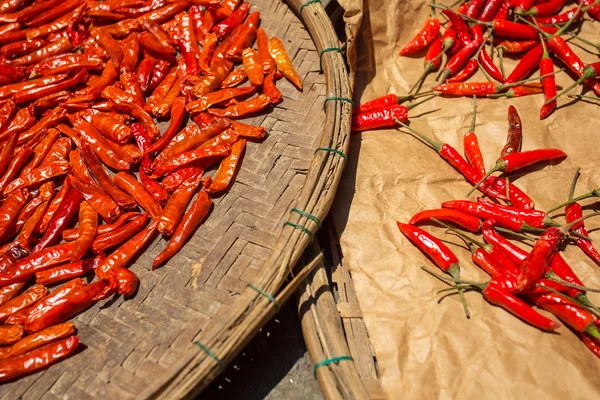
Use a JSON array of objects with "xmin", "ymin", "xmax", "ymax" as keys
[
  {"xmin": 396, "ymin": 102, "xmax": 600, "ymax": 359},
  {"xmin": 0, "ymin": 0, "xmax": 302, "ymax": 382},
  {"xmin": 353, "ymin": 0, "xmax": 600, "ymax": 126}
]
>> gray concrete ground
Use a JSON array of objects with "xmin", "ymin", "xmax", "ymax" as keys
[{"xmin": 202, "ymin": 302, "xmax": 323, "ymax": 399}]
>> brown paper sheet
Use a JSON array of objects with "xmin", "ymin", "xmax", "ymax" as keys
[{"xmin": 333, "ymin": 1, "xmax": 600, "ymax": 398}]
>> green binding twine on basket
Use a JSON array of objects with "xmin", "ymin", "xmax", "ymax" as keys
[
  {"xmin": 291, "ymin": 208, "xmax": 322, "ymax": 229},
  {"xmin": 248, "ymin": 284, "xmax": 280, "ymax": 312},
  {"xmin": 323, "ymin": 97, "xmax": 354, "ymax": 111},
  {"xmin": 318, "ymin": 46, "xmax": 345, "ymax": 72},
  {"xmin": 193, "ymin": 342, "xmax": 222, "ymax": 368},
  {"xmin": 314, "ymin": 147, "xmax": 347, "ymax": 160},
  {"xmin": 283, "ymin": 221, "xmax": 313, "ymax": 241},
  {"xmin": 299, "ymin": 0, "xmax": 321, "ymax": 14},
  {"xmin": 313, "ymin": 355, "xmax": 354, "ymax": 377}
]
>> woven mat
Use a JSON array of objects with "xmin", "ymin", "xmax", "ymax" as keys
[{"xmin": 0, "ymin": 2, "xmax": 327, "ymax": 398}]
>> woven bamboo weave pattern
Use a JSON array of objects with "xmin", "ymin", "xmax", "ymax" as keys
[{"xmin": 0, "ymin": 1, "xmax": 326, "ymax": 398}]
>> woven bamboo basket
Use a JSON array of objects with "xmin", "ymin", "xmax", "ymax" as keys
[
  {"xmin": 297, "ymin": 219, "xmax": 383, "ymax": 400},
  {"xmin": 0, "ymin": 0, "xmax": 351, "ymax": 398}
]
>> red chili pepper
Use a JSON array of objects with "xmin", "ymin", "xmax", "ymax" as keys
[
  {"xmin": 469, "ymin": 148, "xmax": 567, "ymax": 195},
  {"xmin": 140, "ymin": 156, "xmax": 170, "ymax": 204},
  {"xmin": 463, "ymin": 99, "xmax": 486, "ymax": 178},
  {"xmin": 256, "ymin": 27, "xmax": 275, "ymax": 74},
  {"xmin": 263, "ymin": 72, "xmax": 282, "ymax": 104},
  {"xmin": 114, "ymin": 172, "xmax": 163, "ymax": 220},
  {"xmin": 535, "ymin": 7, "xmax": 582, "ymax": 24},
  {"xmin": 479, "ymin": 0, "xmax": 505, "ymax": 20},
  {"xmin": 33, "ymin": 188, "xmax": 83, "ymax": 252},
  {"xmin": 479, "ymin": 43, "xmax": 504, "ymax": 82},
  {"xmin": 409, "ymin": 209, "xmax": 481, "ymax": 232},
  {"xmin": 0, "ymin": 149, "xmax": 33, "ymax": 195},
  {"xmin": 3, "ymin": 162, "xmax": 69, "ymax": 196},
  {"xmin": 0, "ymin": 336, "xmax": 79, "ymax": 382},
  {"xmin": 524, "ymin": 0, "xmax": 566, "ymax": 16},
  {"xmin": 0, "ymin": 246, "xmax": 29, "ymax": 274},
  {"xmin": 0, "ymin": 285, "xmax": 47, "ymax": 323},
  {"xmin": 399, "ymin": 18, "xmax": 441, "ymax": 56},
  {"xmin": 174, "ymin": 11, "xmax": 201, "ymax": 76},
  {"xmin": 212, "ymin": 2, "xmax": 249, "ymax": 40},
  {"xmin": 439, "ymin": 38, "xmax": 482, "ymax": 81},
  {"xmin": 96, "ymin": 221, "xmax": 158, "ymax": 274},
  {"xmin": 566, "ymin": 203, "xmax": 600, "ymax": 266},
  {"xmin": 497, "ymin": 40, "xmax": 538, "ymax": 53},
  {"xmin": 153, "ymin": 191, "xmax": 212, "ymax": 268},
  {"xmin": 36, "ymin": 257, "xmax": 100, "ymax": 286},
  {"xmin": 136, "ymin": 58, "xmax": 155, "ymax": 92},
  {"xmin": 68, "ymin": 175, "xmax": 122, "ymax": 224},
  {"xmin": 476, "ymin": 198, "xmax": 545, "ymax": 227},
  {"xmin": 446, "ymin": 59, "xmax": 479, "ymax": 83},
  {"xmin": 517, "ymin": 226, "xmax": 566, "ymax": 290},
  {"xmin": 226, "ymin": 11, "xmax": 260, "ymax": 62},
  {"xmin": 74, "ymin": 119, "xmax": 130, "ymax": 171},
  {"xmin": 397, "ymin": 221, "xmax": 470, "ymax": 316},
  {"xmin": 198, "ymin": 32, "xmax": 218, "ymax": 74},
  {"xmin": 490, "ymin": 19, "xmax": 556, "ymax": 39},
  {"xmin": 395, "ymin": 122, "xmax": 508, "ymax": 201},
  {"xmin": 514, "ymin": 0, "xmax": 536, "ymax": 13},
  {"xmin": 442, "ymin": 200, "xmax": 528, "ymax": 231},
  {"xmin": 500, "ymin": 105, "xmax": 523, "ymax": 155},
  {"xmin": 62, "ymin": 212, "xmax": 139, "ymax": 241},
  {"xmin": 504, "ymin": 44, "xmax": 542, "ymax": 85},
  {"xmin": 443, "ymin": 28, "xmax": 461, "ymax": 57},
  {"xmin": 92, "ymin": 213, "xmax": 149, "ymax": 253},
  {"xmin": 152, "ymin": 144, "xmax": 231, "ymax": 177},
  {"xmin": 548, "ymin": 35, "xmax": 600, "ymax": 96},
  {"xmin": 536, "ymin": 39, "xmax": 557, "ymax": 120},
  {"xmin": 483, "ymin": 277, "xmax": 560, "ymax": 330},
  {"xmin": 442, "ymin": 10, "xmax": 472, "ymax": 46}
]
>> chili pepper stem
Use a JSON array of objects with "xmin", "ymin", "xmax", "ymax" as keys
[
  {"xmin": 497, "ymin": 46, "xmax": 505, "ymax": 79},
  {"xmin": 410, "ymin": 65, "xmax": 435, "ymax": 95},
  {"xmin": 432, "ymin": 218, "xmax": 491, "ymax": 251},
  {"xmin": 467, "ymin": 159, "xmax": 506, "ymax": 197},
  {"xmin": 500, "ymin": 70, "xmax": 563, "ymax": 90},
  {"xmin": 406, "ymin": 94, "xmax": 438, "ymax": 110},
  {"xmin": 569, "ymin": 94, "xmax": 600, "ymax": 103},
  {"xmin": 547, "ymin": 190, "xmax": 599, "ymax": 214},
  {"xmin": 576, "ymin": 294, "xmax": 600, "ymax": 317},
  {"xmin": 424, "ymin": 264, "xmax": 473, "ymax": 318},
  {"xmin": 546, "ymin": 67, "xmax": 596, "ymax": 104},
  {"xmin": 538, "ymin": 284, "xmax": 600, "ymax": 319},
  {"xmin": 567, "ymin": 32, "xmax": 600, "ymax": 51},
  {"xmin": 586, "ymin": 323, "xmax": 600, "ymax": 340},
  {"xmin": 546, "ymin": 271, "xmax": 600, "ymax": 293},
  {"xmin": 560, "ymin": 211, "xmax": 600, "ymax": 236},
  {"xmin": 569, "ymin": 168, "xmax": 581, "ymax": 202},
  {"xmin": 495, "ymin": 226, "xmax": 535, "ymax": 241},
  {"xmin": 393, "ymin": 118, "xmax": 442, "ymax": 151},
  {"xmin": 469, "ymin": 96, "xmax": 477, "ymax": 133}
]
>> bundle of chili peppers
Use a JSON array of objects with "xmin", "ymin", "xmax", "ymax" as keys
[
  {"xmin": 396, "ymin": 103, "xmax": 600, "ymax": 359},
  {"xmin": 369, "ymin": 0, "xmax": 600, "ymax": 120},
  {"xmin": 0, "ymin": 0, "xmax": 303, "ymax": 382}
]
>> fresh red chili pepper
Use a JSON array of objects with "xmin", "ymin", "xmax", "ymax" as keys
[
  {"xmin": 514, "ymin": 0, "xmax": 536, "ymax": 13},
  {"xmin": 566, "ymin": 203, "xmax": 600, "ymax": 266},
  {"xmin": 497, "ymin": 40, "xmax": 538, "ymax": 53},
  {"xmin": 524, "ymin": 0, "xmax": 566, "ymax": 16},
  {"xmin": 536, "ymin": 39, "xmax": 557, "ymax": 120},
  {"xmin": 517, "ymin": 226, "xmax": 566, "ymax": 290},
  {"xmin": 469, "ymin": 148, "xmax": 567, "ymax": 195},
  {"xmin": 479, "ymin": 0, "xmax": 505, "ymax": 20},
  {"xmin": 446, "ymin": 59, "xmax": 479, "ymax": 83},
  {"xmin": 504, "ymin": 44, "xmax": 543, "ymax": 85},
  {"xmin": 466, "ymin": 0, "xmax": 486, "ymax": 17},
  {"xmin": 439, "ymin": 38, "xmax": 483, "ymax": 81},
  {"xmin": 535, "ymin": 7, "xmax": 582, "ymax": 24},
  {"xmin": 476, "ymin": 198, "xmax": 545, "ymax": 227},
  {"xmin": 409, "ymin": 209, "xmax": 481, "ymax": 232},
  {"xmin": 547, "ymin": 35, "xmax": 600, "ymax": 96},
  {"xmin": 479, "ymin": 43, "xmax": 504, "ymax": 81},
  {"xmin": 462, "ymin": 99, "xmax": 486, "ymax": 178},
  {"xmin": 395, "ymin": 122, "xmax": 509, "ymax": 201},
  {"xmin": 351, "ymin": 104, "xmax": 410, "ymax": 132},
  {"xmin": 442, "ymin": 200, "xmax": 530, "ymax": 231},
  {"xmin": 153, "ymin": 191, "xmax": 211, "ymax": 268},
  {"xmin": 489, "ymin": 19, "xmax": 556, "ymax": 39},
  {"xmin": 442, "ymin": 10, "xmax": 472, "ymax": 46},
  {"xmin": 483, "ymin": 277, "xmax": 560, "ymax": 330},
  {"xmin": 399, "ymin": 17, "xmax": 441, "ymax": 57}
]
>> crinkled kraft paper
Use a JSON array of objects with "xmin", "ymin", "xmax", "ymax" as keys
[{"xmin": 333, "ymin": 0, "xmax": 600, "ymax": 398}]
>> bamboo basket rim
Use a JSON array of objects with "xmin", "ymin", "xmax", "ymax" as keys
[{"xmin": 140, "ymin": 0, "xmax": 354, "ymax": 397}]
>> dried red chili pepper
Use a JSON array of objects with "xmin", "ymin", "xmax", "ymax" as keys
[
  {"xmin": 136, "ymin": 58, "xmax": 155, "ymax": 92},
  {"xmin": 1, "ymin": 39, "xmax": 47, "ymax": 60},
  {"xmin": 90, "ymin": 113, "xmax": 132, "ymax": 144},
  {"xmin": 3, "ymin": 162, "xmax": 69, "ymax": 196},
  {"xmin": 0, "ymin": 242, "xmax": 76, "ymax": 286},
  {"xmin": 140, "ymin": 157, "xmax": 170, "ymax": 204},
  {"xmin": 96, "ymin": 221, "xmax": 158, "ymax": 274},
  {"xmin": 37, "ymin": 180, "xmax": 70, "ymax": 235},
  {"xmin": 212, "ymin": 1, "xmax": 249, "ymax": 40},
  {"xmin": 255, "ymin": 27, "xmax": 275, "ymax": 74},
  {"xmin": 161, "ymin": 159, "xmax": 209, "ymax": 192},
  {"xmin": 94, "ymin": 29, "xmax": 124, "ymax": 69},
  {"xmin": 17, "ymin": 106, "xmax": 67, "ymax": 145},
  {"xmin": 152, "ymin": 144, "xmax": 231, "ymax": 177},
  {"xmin": 68, "ymin": 175, "xmax": 122, "ymax": 224},
  {"xmin": 0, "ymin": 246, "xmax": 29, "ymax": 274},
  {"xmin": 188, "ymin": 86, "xmax": 256, "ymax": 113},
  {"xmin": 174, "ymin": 11, "xmax": 201, "ymax": 75},
  {"xmin": 0, "ymin": 335, "xmax": 79, "ymax": 381},
  {"xmin": 69, "ymin": 61, "xmax": 118, "ymax": 103},
  {"xmin": 263, "ymin": 72, "xmax": 283, "ymax": 104},
  {"xmin": 500, "ymin": 105, "xmax": 522, "ymax": 156},
  {"xmin": 145, "ymin": 97, "xmax": 186, "ymax": 155},
  {"xmin": 74, "ymin": 119, "xmax": 130, "ymax": 171},
  {"xmin": 0, "ymin": 285, "xmax": 47, "ymax": 323},
  {"xmin": 153, "ymin": 191, "xmax": 211, "ymax": 268},
  {"xmin": 10, "ymin": 36, "xmax": 73, "ymax": 67},
  {"xmin": 114, "ymin": 172, "xmax": 163, "ymax": 220},
  {"xmin": 207, "ymin": 93, "xmax": 270, "ymax": 117},
  {"xmin": 0, "ymin": 325, "xmax": 24, "ymax": 345},
  {"xmin": 63, "ymin": 212, "xmax": 139, "ymax": 241},
  {"xmin": 0, "ymin": 323, "xmax": 75, "ymax": 360},
  {"xmin": 469, "ymin": 148, "xmax": 567, "ymax": 195},
  {"xmin": 0, "ymin": 100, "xmax": 15, "ymax": 133},
  {"xmin": 497, "ymin": 40, "xmax": 538, "ymax": 53},
  {"xmin": 157, "ymin": 174, "xmax": 202, "ymax": 236},
  {"xmin": 70, "ymin": 201, "xmax": 98, "ymax": 263},
  {"xmin": 226, "ymin": 11, "xmax": 260, "ymax": 62},
  {"xmin": 206, "ymin": 139, "xmax": 246, "ymax": 195},
  {"xmin": 92, "ymin": 213, "xmax": 149, "ymax": 253},
  {"xmin": 33, "ymin": 188, "xmax": 83, "ymax": 252},
  {"xmin": 214, "ymin": 0, "xmax": 241, "ymax": 20},
  {"xmin": 0, "ymin": 283, "xmax": 24, "ymax": 307},
  {"xmin": 269, "ymin": 37, "xmax": 302, "ymax": 90}
]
